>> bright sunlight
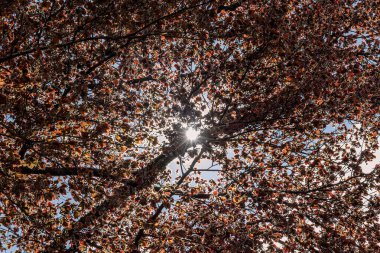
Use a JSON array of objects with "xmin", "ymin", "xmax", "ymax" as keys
[{"xmin": 186, "ymin": 127, "xmax": 200, "ymax": 141}]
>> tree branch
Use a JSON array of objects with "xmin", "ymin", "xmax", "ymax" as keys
[
  {"xmin": 46, "ymin": 141, "xmax": 192, "ymax": 252},
  {"xmin": 13, "ymin": 166, "xmax": 106, "ymax": 178},
  {"xmin": 133, "ymin": 148, "xmax": 205, "ymax": 252}
]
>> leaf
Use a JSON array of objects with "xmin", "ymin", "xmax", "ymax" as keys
[{"xmin": 78, "ymin": 241, "xmax": 86, "ymax": 251}]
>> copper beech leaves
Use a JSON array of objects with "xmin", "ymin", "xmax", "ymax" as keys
[{"xmin": 0, "ymin": 0, "xmax": 380, "ymax": 252}]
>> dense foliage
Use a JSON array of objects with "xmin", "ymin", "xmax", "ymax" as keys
[{"xmin": 0, "ymin": 0, "xmax": 379, "ymax": 252}]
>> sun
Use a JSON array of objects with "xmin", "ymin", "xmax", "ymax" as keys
[{"xmin": 186, "ymin": 127, "xmax": 200, "ymax": 141}]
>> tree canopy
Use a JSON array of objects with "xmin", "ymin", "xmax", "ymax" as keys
[{"xmin": 0, "ymin": 0, "xmax": 379, "ymax": 252}]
